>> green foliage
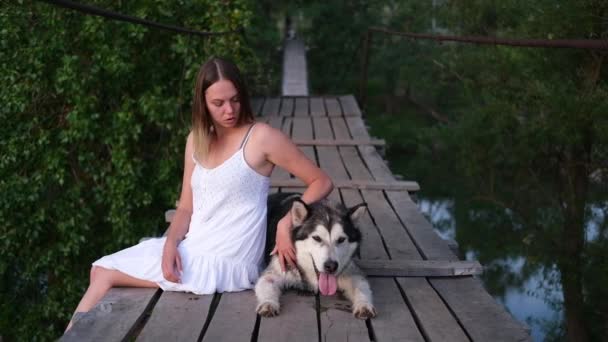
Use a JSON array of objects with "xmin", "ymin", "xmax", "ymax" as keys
[
  {"xmin": 298, "ymin": 0, "xmax": 607, "ymax": 340},
  {"xmin": 0, "ymin": 1, "xmax": 278, "ymax": 340}
]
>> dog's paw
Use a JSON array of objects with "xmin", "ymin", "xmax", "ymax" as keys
[
  {"xmin": 353, "ymin": 302, "xmax": 377, "ymax": 319},
  {"xmin": 256, "ymin": 302, "xmax": 280, "ymax": 317}
]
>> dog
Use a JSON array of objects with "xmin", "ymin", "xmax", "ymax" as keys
[{"xmin": 254, "ymin": 193, "xmax": 377, "ymax": 319}]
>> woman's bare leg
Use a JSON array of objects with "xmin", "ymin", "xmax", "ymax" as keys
[{"xmin": 65, "ymin": 266, "xmax": 158, "ymax": 332}]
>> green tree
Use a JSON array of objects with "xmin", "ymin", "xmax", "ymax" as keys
[{"xmin": 0, "ymin": 1, "xmax": 278, "ymax": 340}]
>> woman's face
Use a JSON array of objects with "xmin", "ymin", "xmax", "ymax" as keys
[{"xmin": 205, "ymin": 79, "xmax": 241, "ymax": 129}]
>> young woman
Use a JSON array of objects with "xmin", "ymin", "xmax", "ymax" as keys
[{"xmin": 65, "ymin": 57, "xmax": 333, "ymax": 331}]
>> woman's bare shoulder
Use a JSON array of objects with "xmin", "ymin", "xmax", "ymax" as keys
[{"xmin": 253, "ymin": 122, "xmax": 286, "ymax": 142}]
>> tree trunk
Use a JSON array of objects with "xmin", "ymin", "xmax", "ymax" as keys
[{"xmin": 558, "ymin": 143, "xmax": 591, "ymax": 342}]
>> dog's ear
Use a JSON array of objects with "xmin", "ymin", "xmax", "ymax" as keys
[
  {"xmin": 290, "ymin": 199, "xmax": 309, "ymax": 226},
  {"xmin": 347, "ymin": 203, "xmax": 367, "ymax": 223}
]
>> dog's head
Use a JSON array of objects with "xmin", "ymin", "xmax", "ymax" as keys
[{"xmin": 290, "ymin": 199, "xmax": 367, "ymax": 296}]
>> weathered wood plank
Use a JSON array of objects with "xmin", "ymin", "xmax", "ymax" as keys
[
  {"xmin": 324, "ymin": 97, "xmax": 341, "ymax": 117},
  {"xmin": 361, "ymin": 189, "xmax": 420, "ymax": 260},
  {"xmin": 356, "ymin": 259, "xmax": 483, "ymax": 277},
  {"xmin": 385, "ymin": 191, "xmax": 457, "ymax": 260},
  {"xmin": 345, "ymin": 117, "xmax": 395, "ymax": 182},
  {"xmin": 319, "ymin": 295, "xmax": 370, "ymax": 342},
  {"xmin": 62, "ymin": 288, "xmax": 159, "ymax": 342},
  {"xmin": 267, "ymin": 116, "xmax": 283, "ymax": 130},
  {"xmin": 310, "ymin": 97, "xmax": 325, "ymax": 117},
  {"xmin": 339, "ymin": 95, "xmax": 362, "ymax": 116},
  {"xmin": 262, "ymin": 97, "xmax": 281, "ymax": 116},
  {"xmin": 280, "ymin": 97, "xmax": 294, "ymax": 117},
  {"xmin": 313, "ymin": 117, "xmax": 350, "ymax": 181},
  {"xmin": 368, "ymin": 278, "xmax": 425, "ymax": 342},
  {"xmin": 257, "ymin": 291, "xmax": 318, "ymax": 342},
  {"xmin": 330, "ymin": 116, "xmax": 377, "ymax": 181},
  {"xmin": 271, "ymin": 117, "xmax": 292, "ymax": 180},
  {"xmin": 270, "ymin": 179, "xmax": 419, "ymax": 191},
  {"xmin": 341, "ymin": 189, "xmax": 386, "ymax": 260},
  {"xmin": 202, "ymin": 291, "xmax": 258, "ymax": 341},
  {"xmin": 292, "ymin": 117, "xmax": 317, "ymax": 166},
  {"xmin": 291, "ymin": 138, "xmax": 385, "ymax": 146},
  {"xmin": 397, "ymin": 278, "xmax": 470, "ymax": 342},
  {"xmin": 295, "ymin": 97, "xmax": 309, "ymax": 116},
  {"xmin": 341, "ymin": 190, "xmax": 426, "ymax": 342},
  {"xmin": 137, "ymin": 292, "xmax": 212, "ymax": 341},
  {"xmin": 430, "ymin": 277, "xmax": 532, "ymax": 342}
]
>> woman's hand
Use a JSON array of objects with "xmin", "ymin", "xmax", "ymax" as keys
[
  {"xmin": 162, "ymin": 239, "xmax": 183, "ymax": 283},
  {"xmin": 271, "ymin": 213, "xmax": 297, "ymax": 272}
]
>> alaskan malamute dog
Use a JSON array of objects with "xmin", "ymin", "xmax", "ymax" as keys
[{"xmin": 255, "ymin": 193, "xmax": 377, "ymax": 319}]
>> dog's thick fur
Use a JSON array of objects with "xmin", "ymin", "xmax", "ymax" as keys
[{"xmin": 254, "ymin": 193, "xmax": 377, "ymax": 319}]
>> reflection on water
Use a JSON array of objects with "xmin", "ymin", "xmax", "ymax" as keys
[{"xmin": 417, "ymin": 198, "xmax": 607, "ymax": 341}]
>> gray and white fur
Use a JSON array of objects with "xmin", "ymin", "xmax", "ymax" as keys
[{"xmin": 255, "ymin": 193, "xmax": 377, "ymax": 319}]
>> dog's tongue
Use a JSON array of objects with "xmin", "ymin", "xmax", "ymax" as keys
[{"xmin": 318, "ymin": 273, "xmax": 337, "ymax": 296}]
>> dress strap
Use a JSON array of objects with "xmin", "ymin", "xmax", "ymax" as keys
[{"xmin": 239, "ymin": 123, "xmax": 256, "ymax": 149}]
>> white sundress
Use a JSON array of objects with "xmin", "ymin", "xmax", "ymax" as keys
[{"xmin": 92, "ymin": 124, "xmax": 270, "ymax": 294}]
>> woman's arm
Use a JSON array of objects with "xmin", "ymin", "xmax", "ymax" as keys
[
  {"xmin": 166, "ymin": 132, "xmax": 195, "ymax": 243},
  {"xmin": 260, "ymin": 124, "xmax": 334, "ymax": 204},
  {"xmin": 259, "ymin": 124, "xmax": 334, "ymax": 271},
  {"xmin": 162, "ymin": 132, "xmax": 195, "ymax": 282}
]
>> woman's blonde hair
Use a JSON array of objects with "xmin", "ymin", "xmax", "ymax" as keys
[{"xmin": 191, "ymin": 57, "xmax": 254, "ymax": 162}]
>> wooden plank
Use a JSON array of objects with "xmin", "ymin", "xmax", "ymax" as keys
[
  {"xmin": 292, "ymin": 117, "xmax": 317, "ymax": 166},
  {"xmin": 310, "ymin": 97, "xmax": 325, "ymax": 117},
  {"xmin": 319, "ymin": 295, "xmax": 370, "ymax": 342},
  {"xmin": 251, "ymin": 97, "xmax": 265, "ymax": 116},
  {"xmin": 381, "ymin": 189, "xmax": 529, "ymax": 339},
  {"xmin": 62, "ymin": 288, "xmax": 159, "ymax": 342},
  {"xmin": 294, "ymin": 97, "xmax": 309, "ymax": 116},
  {"xmin": 345, "ymin": 117, "xmax": 395, "ymax": 182},
  {"xmin": 356, "ymin": 259, "xmax": 483, "ymax": 277},
  {"xmin": 267, "ymin": 116, "xmax": 283, "ymax": 130},
  {"xmin": 330, "ymin": 116, "xmax": 377, "ymax": 181},
  {"xmin": 165, "ymin": 209, "xmax": 175, "ymax": 223},
  {"xmin": 368, "ymin": 278, "xmax": 425, "ymax": 342},
  {"xmin": 270, "ymin": 179, "xmax": 419, "ymax": 191},
  {"xmin": 271, "ymin": 118, "xmax": 292, "ymax": 180},
  {"xmin": 361, "ymin": 189, "xmax": 421, "ymax": 260},
  {"xmin": 312, "ymin": 117, "xmax": 350, "ymax": 181},
  {"xmin": 257, "ymin": 291, "xmax": 318, "ymax": 342},
  {"xmin": 137, "ymin": 292, "xmax": 212, "ymax": 341},
  {"xmin": 385, "ymin": 191, "xmax": 457, "ymax": 260},
  {"xmin": 339, "ymin": 95, "xmax": 362, "ymax": 116},
  {"xmin": 292, "ymin": 138, "xmax": 385, "ymax": 146},
  {"xmin": 397, "ymin": 278, "xmax": 470, "ymax": 342},
  {"xmin": 431, "ymin": 277, "xmax": 532, "ymax": 342},
  {"xmin": 359, "ymin": 190, "xmax": 473, "ymax": 340},
  {"xmin": 324, "ymin": 97, "xmax": 341, "ymax": 117},
  {"xmin": 329, "ymin": 117, "xmax": 351, "ymax": 139},
  {"xmin": 280, "ymin": 97, "xmax": 294, "ymax": 117},
  {"xmin": 202, "ymin": 291, "xmax": 258, "ymax": 341},
  {"xmin": 341, "ymin": 189, "xmax": 386, "ymax": 260},
  {"xmin": 341, "ymin": 190, "xmax": 426, "ymax": 342},
  {"xmin": 262, "ymin": 97, "xmax": 280, "ymax": 116}
]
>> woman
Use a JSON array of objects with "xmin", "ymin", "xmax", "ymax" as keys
[{"xmin": 66, "ymin": 57, "xmax": 333, "ymax": 331}]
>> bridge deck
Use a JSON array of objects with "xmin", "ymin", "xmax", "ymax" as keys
[{"xmin": 62, "ymin": 95, "xmax": 531, "ymax": 342}]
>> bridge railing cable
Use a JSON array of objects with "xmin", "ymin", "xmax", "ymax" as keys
[
  {"xmin": 38, "ymin": 0, "xmax": 244, "ymax": 37},
  {"xmin": 359, "ymin": 26, "xmax": 608, "ymax": 108}
]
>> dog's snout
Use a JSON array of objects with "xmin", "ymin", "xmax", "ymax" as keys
[{"xmin": 323, "ymin": 260, "xmax": 338, "ymax": 273}]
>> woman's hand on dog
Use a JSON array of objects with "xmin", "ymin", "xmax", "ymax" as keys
[
  {"xmin": 161, "ymin": 239, "xmax": 183, "ymax": 283},
  {"xmin": 271, "ymin": 214, "xmax": 297, "ymax": 272}
]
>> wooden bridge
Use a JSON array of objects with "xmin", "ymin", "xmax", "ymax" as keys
[{"xmin": 61, "ymin": 31, "xmax": 532, "ymax": 342}]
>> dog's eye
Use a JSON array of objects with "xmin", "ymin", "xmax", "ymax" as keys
[
  {"xmin": 336, "ymin": 237, "xmax": 346, "ymax": 244},
  {"xmin": 312, "ymin": 236, "xmax": 322, "ymax": 243}
]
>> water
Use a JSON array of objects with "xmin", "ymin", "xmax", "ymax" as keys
[{"xmin": 417, "ymin": 198, "xmax": 608, "ymax": 341}]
